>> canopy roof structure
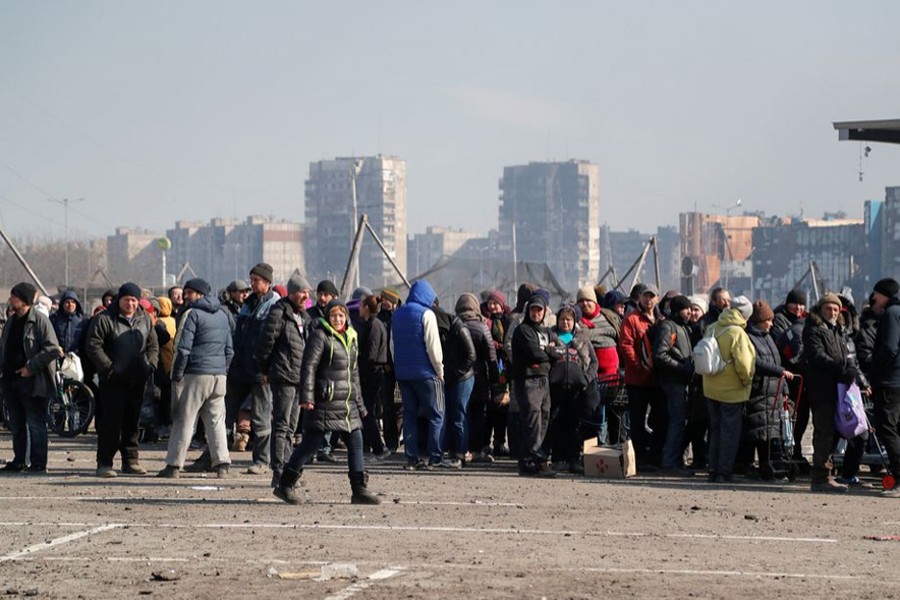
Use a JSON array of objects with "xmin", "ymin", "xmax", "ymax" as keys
[{"xmin": 833, "ymin": 119, "xmax": 900, "ymax": 144}]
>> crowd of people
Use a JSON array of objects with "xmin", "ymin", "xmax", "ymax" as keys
[{"xmin": 2, "ymin": 262, "xmax": 900, "ymax": 503}]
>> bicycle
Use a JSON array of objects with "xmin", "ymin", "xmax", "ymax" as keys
[{"xmin": 47, "ymin": 355, "xmax": 95, "ymax": 437}]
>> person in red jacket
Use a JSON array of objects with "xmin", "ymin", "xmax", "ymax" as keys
[{"xmin": 618, "ymin": 284, "xmax": 666, "ymax": 471}]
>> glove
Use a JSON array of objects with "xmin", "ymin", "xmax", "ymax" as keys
[{"xmin": 839, "ymin": 366, "xmax": 858, "ymax": 385}]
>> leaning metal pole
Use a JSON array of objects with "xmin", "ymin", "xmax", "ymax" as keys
[
  {"xmin": 0, "ymin": 226, "xmax": 50, "ymax": 296},
  {"xmin": 363, "ymin": 219, "xmax": 411, "ymax": 289},
  {"xmin": 340, "ymin": 214, "xmax": 368, "ymax": 300}
]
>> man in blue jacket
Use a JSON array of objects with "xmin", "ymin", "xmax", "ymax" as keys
[
  {"xmin": 158, "ymin": 278, "xmax": 234, "ymax": 478},
  {"xmin": 869, "ymin": 278, "xmax": 900, "ymax": 497},
  {"xmin": 391, "ymin": 280, "xmax": 444, "ymax": 470}
]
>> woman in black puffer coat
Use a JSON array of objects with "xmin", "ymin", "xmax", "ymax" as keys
[
  {"xmin": 743, "ymin": 301, "xmax": 794, "ymax": 480},
  {"xmin": 274, "ymin": 300, "xmax": 379, "ymax": 505}
]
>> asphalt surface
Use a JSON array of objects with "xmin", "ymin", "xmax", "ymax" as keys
[{"xmin": 0, "ymin": 432, "xmax": 898, "ymax": 599}]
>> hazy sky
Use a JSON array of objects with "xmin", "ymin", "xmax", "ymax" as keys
[{"xmin": 1, "ymin": 1, "xmax": 899, "ymax": 242}]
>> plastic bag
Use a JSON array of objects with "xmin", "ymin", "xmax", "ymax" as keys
[
  {"xmin": 58, "ymin": 352, "xmax": 84, "ymax": 382},
  {"xmin": 835, "ymin": 382, "xmax": 867, "ymax": 439}
]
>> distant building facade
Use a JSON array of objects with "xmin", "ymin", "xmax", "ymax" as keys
[
  {"xmin": 107, "ymin": 217, "xmax": 303, "ymax": 292},
  {"xmin": 166, "ymin": 216, "xmax": 303, "ymax": 291},
  {"xmin": 407, "ymin": 226, "xmax": 485, "ymax": 277},
  {"xmin": 600, "ymin": 225, "xmax": 680, "ymax": 293},
  {"xmin": 497, "ymin": 160, "xmax": 600, "ymax": 293},
  {"xmin": 679, "ymin": 212, "xmax": 759, "ymax": 295},
  {"xmin": 107, "ymin": 227, "xmax": 165, "ymax": 287},
  {"xmin": 304, "ymin": 156, "xmax": 407, "ymax": 288},
  {"xmin": 751, "ymin": 215, "xmax": 867, "ymax": 304}
]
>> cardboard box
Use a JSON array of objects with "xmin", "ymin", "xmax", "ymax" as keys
[{"xmin": 583, "ymin": 439, "xmax": 636, "ymax": 478}]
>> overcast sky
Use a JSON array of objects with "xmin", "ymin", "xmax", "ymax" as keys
[{"xmin": 1, "ymin": 1, "xmax": 899, "ymax": 242}]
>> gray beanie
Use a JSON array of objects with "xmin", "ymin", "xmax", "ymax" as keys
[{"xmin": 287, "ymin": 274, "xmax": 312, "ymax": 294}]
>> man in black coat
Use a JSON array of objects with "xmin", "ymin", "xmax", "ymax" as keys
[
  {"xmin": 802, "ymin": 293, "xmax": 868, "ymax": 493},
  {"xmin": 511, "ymin": 294, "xmax": 562, "ymax": 477},
  {"xmin": 86, "ymin": 282, "xmax": 159, "ymax": 477},
  {"xmin": 256, "ymin": 273, "xmax": 312, "ymax": 484},
  {"xmin": 868, "ymin": 278, "xmax": 900, "ymax": 497},
  {"xmin": 0, "ymin": 282, "xmax": 59, "ymax": 474},
  {"xmin": 652, "ymin": 295, "xmax": 694, "ymax": 472}
]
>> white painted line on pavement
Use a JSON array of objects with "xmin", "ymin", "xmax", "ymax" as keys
[
  {"xmin": 0, "ymin": 521, "xmax": 838, "ymax": 544},
  {"xmin": 668, "ymin": 533, "xmax": 837, "ymax": 543},
  {"xmin": 0, "ymin": 496, "xmax": 519, "ymax": 507},
  {"xmin": 0, "ymin": 523, "xmax": 121, "ymax": 562},
  {"xmin": 580, "ymin": 567, "xmax": 854, "ymax": 580},
  {"xmin": 323, "ymin": 566, "xmax": 405, "ymax": 600},
  {"xmin": 200, "ymin": 523, "xmax": 838, "ymax": 543}
]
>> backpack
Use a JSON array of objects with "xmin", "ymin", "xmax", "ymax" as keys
[
  {"xmin": 638, "ymin": 322, "xmax": 674, "ymax": 372},
  {"xmin": 692, "ymin": 325, "xmax": 736, "ymax": 376}
]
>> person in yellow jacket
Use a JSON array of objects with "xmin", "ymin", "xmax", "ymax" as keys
[
  {"xmin": 155, "ymin": 296, "xmax": 177, "ymax": 436},
  {"xmin": 702, "ymin": 296, "xmax": 756, "ymax": 483}
]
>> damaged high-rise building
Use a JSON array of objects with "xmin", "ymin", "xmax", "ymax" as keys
[
  {"xmin": 497, "ymin": 160, "xmax": 600, "ymax": 293},
  {"xmin": 304, "ymin": 156, "xmax": 407, "ymax": 288}
]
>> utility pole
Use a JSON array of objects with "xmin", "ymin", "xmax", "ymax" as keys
[{"xmin": 48, "ymin": 197, "xmax": 84, "ymax": 288}]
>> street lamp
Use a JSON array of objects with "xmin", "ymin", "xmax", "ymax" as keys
[{"xmin": 48, "ymin": 197, "xmax": 84, "ymax": 288}]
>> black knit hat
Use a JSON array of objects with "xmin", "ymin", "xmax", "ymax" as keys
[
  {"xmin": 10, "ymin": 282, "xmax": 37, "ymax": 305},
  {"xmin": 786, "ymin": 288, "xmax": 807, "ymax": 306},
  {"xmin": 118, "ymin": 282, "xmax": 142, "ymax": 300},
  {"xmin": 317, "ymin": 280, "xmax": 339, "ymax": 297},
  {"xmin": 325, "ymin": 298, "xmax": 349, "ymax": 319},
  {"xmin": 183, "ymin": 278, "xmax": 211, "ymax": 296},
  {"xmin": 874, "ymin": 278, "xmax": 900, "ymax": 299},
  {"xmin": 669, "ymin": 295, "xmax": 692, "ymax": 314},
  {"xmin": 249, "ymin": 262, "xmax": 274, "ymax": 283}
]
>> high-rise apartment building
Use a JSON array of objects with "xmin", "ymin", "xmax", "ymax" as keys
[
  {"xmin": 497, "ymin": 160, "xmax": 600, "ymax": 292},
  {"xmin": 304, "ymin": 156, "xmax": 407, "ymax": 289}
]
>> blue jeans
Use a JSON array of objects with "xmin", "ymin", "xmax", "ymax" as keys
[
  {"xmin": 706, "ymin": 398, "xmax": 744, "ymax": 477},
  {"xmin": 661, "ymin": 382, "xmax": 689, "ymax": 468},
  {"xmin": 442, "ymin": 377, "xmax": 474, "ymax": 457},
  {"xmin": 399, "ymin": 378, "xmax": 445, "ymax": 464},
  {"xmin": 284, "ymin": 428, "xmax": 364, "ymax": 474},
  {"xmin": 2, "ymin": 376, "xmax": 48, "ymax": 469}
]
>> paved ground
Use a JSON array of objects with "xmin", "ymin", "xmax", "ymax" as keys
[{"xmin": 0, "ymin": 433, "xmax": 898, "ymax": 599}]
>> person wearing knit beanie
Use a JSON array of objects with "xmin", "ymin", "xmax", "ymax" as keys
[
  {"xmin": 250, "ymin": 262, "xmax": 274, "ymax": 284},
  {"xmin": 9, "ymin": 282, "xmax": 37, "ymax": 306},
  {"xmin": 183, "ymin": 278, "xmax": 211, "ymax": 297},
  {"xmin": 785, "ymin": 288, "xmax": 808, "ymax": 307},
  {"xmin": 316, "ymin": 280, "xmax": 339, "ymax": 298},
  {"xmin": 749, "ymin": 300, "xmax": 775, "ymax": 324},
  {"xmin": 3, "ymin": 281, "xmax": 58, "ymax": 473},
  {"xmin": 381, "ymin": 287, "xmax": 401, "ymax": 306},
  {"xmin": 576, "ymin": 285, "xmax": 597, "ymax": 304},
  {"xmin": 118, "ymin": 282, "xmax": 142, "ymax": 300},
  {"xmin": 486, "ymin": 290, "xmax": 507, "ymax": 312},
  {"xmin": 287, "ymin": 274, "xmax": 312, "ymax": 295},
  {"xmin": 874, "ymin": 278, "xmax": 900, "ymax": 300},
  {"xmin": 730, "ymin": 295, "xmax": 753, "ymax": 320},
  {"xmin": 818, "ymin": 292, "xmax": 842, "ymax": 310},
  {"xmin": 688, "ymin": 295, "xmax": 708, "ymax": 316},
  {"xmin": 668, "ymin": 295, "xmax": 692, "ymax": 315}
]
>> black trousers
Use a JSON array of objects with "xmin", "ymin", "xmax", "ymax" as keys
[
  {"xmin": 874, "ymin": 386, "xmax": 900, "ymax": 478},
  {"xmin": 627, "ymin": 384, "xmax": 666, "ymax": 467},
  {"xmin": 381, "ymin": 372, "xmax": 403, "ymax": 451},
  {"xmin": 96, "ymin": 377, "xmax": 146, "ymax": 468}
]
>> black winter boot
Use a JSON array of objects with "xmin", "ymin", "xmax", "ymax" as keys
[
  {"xmin": 349, "ymin": 471, "xmax": 380, "ymax": 505},
  {"xmin": 273, "ymin": 468, "xmax": 303, "ymax": 505}
]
